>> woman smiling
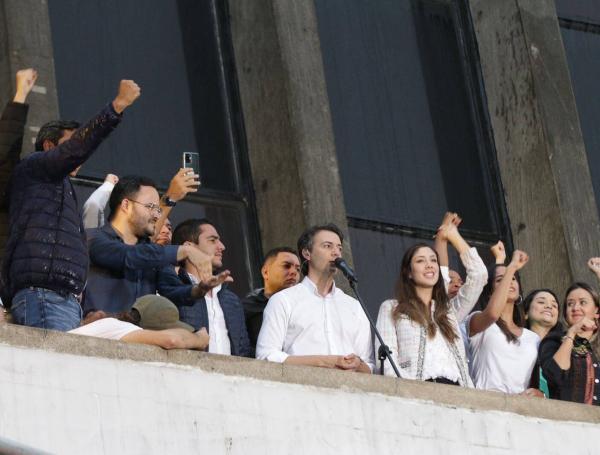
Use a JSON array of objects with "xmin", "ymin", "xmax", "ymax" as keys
[{"xmin": 539, "ymin": 282, "xmax": 600, "ymax": 405}]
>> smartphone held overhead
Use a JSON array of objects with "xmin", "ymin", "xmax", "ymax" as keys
[{"xmin": 182, "ymin": 152, "xmax": 201, "ymax": 186}]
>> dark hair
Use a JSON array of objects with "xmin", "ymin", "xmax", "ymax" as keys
[
  {"xmin": 479, "ymin": 263, "xmax": 525, "ymax": 343},
  {"xmin": 392, "ymin": 242, "xmax": 458, "ymax": 343},
  {"xmin": 171, "ymin": 218, "xmax": 215, "ymax": 246},
  {"xmin": 523, "ymin": 288, "xmax": 560, "ymax": 331},
  {"xmin": 108, "ymin": 175, "xmax": 157, "ymax": 220},
  {"xmin": 34, "ymin": 120, "xmax": 80, "ymax": 151},
  {"xmin": 296, "ymin": 223, "xmax": 344, "ymax": 275},
  {"xmin": 262, "ymin": 246, "xmax": 299, "ymax": 267}
]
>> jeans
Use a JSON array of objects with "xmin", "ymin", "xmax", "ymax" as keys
[{"xmin": 11, "ymin": 287, "xmax": 82, "ymax": 331}]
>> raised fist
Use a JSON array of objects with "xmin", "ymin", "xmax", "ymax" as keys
[
  {"xmin": 112, "ymin": 79, "xmax": 141, "ymax": 113},
  {"xmin": 508, "ymin": 249, "xmax": 529, "ymax": 271},
  {"xmin": 588, "ymin": 257, "xmax": 600, "ymax": 277},
  {"xmin": 13, "ymin": 68, "xmax": 38, "ymax": 103},
  {"xmin": 104, "ymin": 174, "xmax": 119, "ymax": 185},
  {"xmin": 490, "ymin": 241, "xmax": 506, "ymax": 264}
]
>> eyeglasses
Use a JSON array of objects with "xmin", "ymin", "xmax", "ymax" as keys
[{"xmin": 128, "ymin": 199, "xmax": 163, "ymax": 215}]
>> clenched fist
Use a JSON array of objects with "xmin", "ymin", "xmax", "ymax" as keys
[
  {"xmin": 13, "ymin": 68, "xmax": 38, "ymax": 103},
  {"xmin": 112, "ymin": 79, "xmax": 141, "ymax": 113}
]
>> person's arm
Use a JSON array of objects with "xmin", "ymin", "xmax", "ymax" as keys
[
  {"xmin": 25, "ymin": 80, "xmax": 140, "ymax": 181},
  {"xmin": 440, "ymin": 222, "xmax": 488, "ymax": 322},
  {"xmin": 82, "ymin": 174, "xmax": 117, "ymax": 229},
  {"xmin": 374, "ymin": 299, "xmax": 402, "ymax": 377},
  {"xmin": 88, "ymin": 228, "xmax": 180, "ymax": 272},
  {"xmin": 157, "ymin": 265, "xmax": 233, "ymax": 306},
  {"xmin": 152, "ymin": 168, "xmax": 199, "ymax": 243},
  {"xmin": 552, "ymin": 317, "xmax": 597, "ymax": 370},
  {"xmin": 352, "ymin": 302, "xmax": 375, "ymax": 373},
  {"xmin": 12, "ymin": 68, "xmax": 37, "ymax": 104},
  {"xmin": 539, "ymin": 332, "xmax": 569, "ymax": 388},
  {"xmin": 435, "ymin": 212, "xmax": 460, "ymax": 292},
  {"xmin": 469, "ymin": 250, "xmax": 528, "ymax": 336},
  {"xmin": 121, "ymin": 327, "xmax": 210, "ymax": 350},
  {"xmin": 0, "ymin": 69, "xmax": 36, "ymax": 166}
]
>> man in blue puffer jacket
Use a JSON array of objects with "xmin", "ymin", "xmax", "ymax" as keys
[{"xmin": 1, "ymin": 79, "xmax": 141, "ymax": 331}]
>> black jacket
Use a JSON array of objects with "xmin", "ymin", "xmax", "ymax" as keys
[
  {"xmin": 0, "ymin": 101, "xmax": 29, "ymax": 211},
  {"xmin": 242, "ymin": 288, "xmax": 269, "ymax": 357},
  {"xmin": 1, "ymin": 103, "xmax": 122, "ymax": 306}
]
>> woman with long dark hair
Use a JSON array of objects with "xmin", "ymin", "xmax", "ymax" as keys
[
  {"xmin": 539, "ymin": 282, "xmax": 600, "ymax": 405},
  {"xmin": 375, "ymin": 219, "xmax": 487, "ymax": 385},
  {"xmin": 523, "ymin": 289, "xmax": 560, "ymax": 397},
  {"xmin": 467, "ymin": 250, "xmax": 539, "ymax": 394}
]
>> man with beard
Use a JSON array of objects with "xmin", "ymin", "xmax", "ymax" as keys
[{"xmin": 83, "ymin": 176, "xmax": 224, "ymax": 315}]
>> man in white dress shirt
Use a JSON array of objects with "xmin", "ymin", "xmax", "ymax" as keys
[{"xmin": 256, "ymin": 223, "xmax": 374, "ymax": 373}]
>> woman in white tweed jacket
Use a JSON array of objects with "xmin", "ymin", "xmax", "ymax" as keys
[{"xmin": 375, "ymin": 220, "xmax": 487, "ymax": 386}]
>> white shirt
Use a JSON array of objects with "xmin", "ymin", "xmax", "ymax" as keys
[
  {"xmin": 467, "ymin": 311, "xmax": 540, "ymax": 393},
  {"xmin": 256, "ymin": 277, "xmax": 374, "ymax": 371},
  {"xmin": 69, "ymin": 318, "xmax": 142, "ymax": 340},
  {"xmin": 189, "ymin": 274, "xmax": 231, "ymax": 355},
  {"xmin": 82, "ymin": 180, "xmax": 114, "ymax": 229}
]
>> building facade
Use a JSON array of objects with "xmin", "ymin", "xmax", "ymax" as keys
[{"xmin": 0, "ymin": 0, "xmax": 598, "ymax": 316}]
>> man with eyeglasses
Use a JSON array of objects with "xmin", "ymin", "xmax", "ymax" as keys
[{"xmin": 83, "ymin": 175, "xmax": 226, "ymax": 316}]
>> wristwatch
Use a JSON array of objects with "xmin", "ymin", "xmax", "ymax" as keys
[{"xmin": 161, "ymin": 194, "xmax": 177, "ymax": 207}]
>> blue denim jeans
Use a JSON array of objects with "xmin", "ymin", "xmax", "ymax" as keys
[{"xmin": 11, "ymin": 287, "xmax": 82, "ymax": 331}]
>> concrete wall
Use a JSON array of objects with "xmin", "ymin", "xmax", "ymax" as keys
[
  {"xmin": 228, "ymin": 0, "xmax": 354, "ymax": 263},
  {"xmin": 468, "ymin": 0, "xmax": 600, "ymax": 295},
  {"xmin": 0, "ymin": 323, "xmax": 599, "ymax": 454}
]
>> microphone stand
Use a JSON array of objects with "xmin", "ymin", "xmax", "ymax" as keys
[{"xmin": 344, "ymin": 277, "xmax": 401, "ymax": 378}]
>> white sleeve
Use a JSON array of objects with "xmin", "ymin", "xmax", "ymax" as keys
[
  {"xmin": 69, "ymin": 318, "xmax": 142, "ymax": 340},
  {"xmin": 82, "ymin": 181, "xmax": 115, "ymax": 229},
  {"xmin": 375, "ymin": 299, "xmax": 402, "ymax": 377},
  {"xmin": 354, "ymin": 302, "xmax": 375, "ymax": 372},
  {"xmin": 255, "ymin": 292, "xmax": 290, "ymax": 363},
  {"xmin": 441, "ymin": 266, "xmax": 450, "ymax": 292},
  {"xmin": 450, "ymin": 247, "xmax": 488, "ymax": 323}
]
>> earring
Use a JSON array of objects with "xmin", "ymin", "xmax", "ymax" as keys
[{"xmin": 515, "ymin": 295, "xmax": 523, "ymax": 305}]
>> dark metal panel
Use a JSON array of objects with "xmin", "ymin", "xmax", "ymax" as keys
[
  {"xmin": 560, "ymin": 26, "xmax": 600, "ymax": 216},
  {"xmin": 315, "ymin": 0, "xmax": 494, "ymax": 233},
  {"xmin": 555, "ymin": 0, "xmax": 600, "ymax": 24},
  {"xmin": 47, "ymin": 0, "xmax": 236, "ymax": 192}
]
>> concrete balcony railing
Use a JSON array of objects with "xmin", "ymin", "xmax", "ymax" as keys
[{"xmin": 0, "ymin": 322, "xmax": 599, "ymax": 454}]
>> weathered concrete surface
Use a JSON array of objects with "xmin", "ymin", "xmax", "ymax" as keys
[
  {"xmin": 228, "ymin": 0, "xmax": 354, "ymax": 263},
  {"xmin": 468, "ymin": 0, "xmax": 600, "ymax": 295},
  {"xmin": 1, "ymin": 323, "xmax": 599, "ymax": 455}
]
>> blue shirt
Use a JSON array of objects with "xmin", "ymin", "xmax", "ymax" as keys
[{"xmin": 83, "ymin": 223, "xmax": 179, "ymax": 314}]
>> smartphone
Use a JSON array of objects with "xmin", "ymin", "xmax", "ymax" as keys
[{"xmin": 182, "ymin": 152, "xmax": 200, "ymax": 177}]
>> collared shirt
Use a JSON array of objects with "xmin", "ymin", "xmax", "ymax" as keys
[
  {"xmin": 256, "ymin": 277, "xmax": 374, "ymax": 371},
  {"xmin": 188, "ymin": 274, "xmax": 231, "ymax": 355},
  {"xmin": 84, "ymin": 223, "xmax": 179, "ymax": 314}
]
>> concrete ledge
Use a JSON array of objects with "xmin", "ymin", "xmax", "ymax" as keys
[{"xmin": 1, "ymin": 323, "xmax": 598, "ymax": 425}]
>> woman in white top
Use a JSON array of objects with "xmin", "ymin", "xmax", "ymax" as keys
[
  {"xmin": 376, "ymin": 218, "xmax": 487, "ymax": 386},
  {"xmin": 467, "ymin": 249, "xmax": 542, "ymax": 395}
]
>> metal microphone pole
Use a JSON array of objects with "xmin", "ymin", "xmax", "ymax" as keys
[{"xmin": 344, "ymin": 276, "xmax": 401, "ymax": 378}]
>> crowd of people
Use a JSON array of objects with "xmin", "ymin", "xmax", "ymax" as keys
[{"xmin": 1, "ymin": 68, "xmax": 600, "ymax": 408}]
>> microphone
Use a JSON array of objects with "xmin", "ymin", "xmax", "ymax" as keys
[{"xmin": 334, "ymin": 258, "xmax": 358, "ymax": 283}]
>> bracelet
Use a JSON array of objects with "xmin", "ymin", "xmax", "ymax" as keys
[{"xmin": 563, "ymin": 335, "xmax": 575, "ymax": 343}]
